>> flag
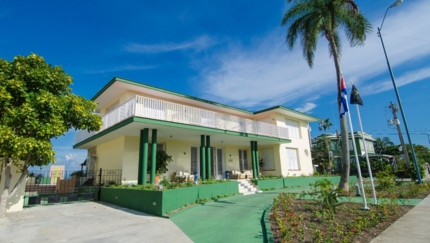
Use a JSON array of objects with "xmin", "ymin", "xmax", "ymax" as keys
[
  {"xmin": 350, "ymin": 85, "xmax": 364, "ymax": 106},
  {"xmin": 339, "ymin": 77, "xmax": 348, "ymax": 118}
]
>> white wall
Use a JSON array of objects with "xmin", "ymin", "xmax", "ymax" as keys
[
  {"xmin": 0, "ymin": 164, "xmax": 26, "ymax": 212},
  {"xmin": 275, "ymin": 113, "xmax": 314, "ymax": 176}
]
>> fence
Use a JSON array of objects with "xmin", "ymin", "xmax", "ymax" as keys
[
  {"xmin": 76, "ymin": 95, "xmax": 290, "ymax": 144},
  {"xmin": 24, "ymin": 169, "xmax": 122, "ymax": 206}
]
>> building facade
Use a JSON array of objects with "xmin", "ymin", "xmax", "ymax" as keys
[{"xmin": 74, "ymin": 77, "xmax": 319, "ymax": 184}]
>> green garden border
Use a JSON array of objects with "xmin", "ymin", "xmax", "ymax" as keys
[{"xmin": 100, "ymin": 181, "xmax": 239, "ymax": 216}]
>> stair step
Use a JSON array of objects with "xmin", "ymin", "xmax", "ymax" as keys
[{"xmin": 236, "ymin": 179, "xmax": 261, "ymax": 196}]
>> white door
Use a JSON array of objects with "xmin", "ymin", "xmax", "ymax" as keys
[
  {"xmin": 191, "ymin": 147, "xmax": 200, "ymax": 175},
  {"xmin": 239, "ymin": 149, "xmax": 248, "ymax": 171},
  {"xmin": 211, "ymin": 147, "xmax": 224, "ymax": 179}
]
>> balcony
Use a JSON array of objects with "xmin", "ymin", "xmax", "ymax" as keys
[{"xmin": 75, "ymin": 95, "xmax": 289, "ymax": 145}]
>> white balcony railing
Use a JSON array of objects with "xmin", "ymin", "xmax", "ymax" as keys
[{"xmin": 75, "ymin": 95, "xmax": 289, "ymax": 145}]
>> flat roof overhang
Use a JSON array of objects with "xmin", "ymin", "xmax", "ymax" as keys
[{"xmin": 73, "ymin": 117, "xmax": 291, "ymax": 149}]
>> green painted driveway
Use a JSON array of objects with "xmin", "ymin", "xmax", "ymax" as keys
[
  {"xmin": 170, "ymin": 186, "xmax": 423, "ymax": 243},
  {"xmin": 170, "ymin": 187, "xmax": 309, "ymax": 243}
]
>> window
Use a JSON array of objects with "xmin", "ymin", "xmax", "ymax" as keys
[
  {"xmin": 261, "ymin": 148, "xmax": 275, "ymax": 171},
  {"xmin": 330, "ymin": 141, "xmax": 338, "ymax": 151},
  {"xmin": 366, "ymin": 141, "xmax": 375, "ymax": 152},
  {"xmin": 191, "ymin": 147, "xmax": 199, "ymax": 174},
  {"xmin": 286, "ymin": 148, "xmax": 299, "ymax": 170},
  {"xmin": 148, "ymin": 143, "xmax": 164, "ymax": 158},
  {"xmin": 239, "ymin": 149, "xmax": 248, "ymax": 170},
  {"xmin": 285, "ymin": 118, "xmax": 300, "ymax": 138}
]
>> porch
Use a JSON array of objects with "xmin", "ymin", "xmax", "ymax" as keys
[{"xmin": 75, "ymin": 95, "xmax": 289, "ymax": 145}]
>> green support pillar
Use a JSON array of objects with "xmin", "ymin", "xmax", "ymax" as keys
[
  {"xmin": 206, "ymin": 136, "xmax": 211, "ymax": 180},
  {"xmin": 251, "ymin": 141, "xmax": 257, "ymax": 178},
  {"xmin": 200, "ymin": 135, "xmax": 206, "ymax": 180},
  {"xmin": 250, "ymin": 141, "xmax": 256, "ymax": 178},
  {"xmin": 150, "ymin": 129, "xmax": 157, "ymax": 184},
  {"xmin": 138, "ymin": 128, "xmax": 149, "ymax": 185},
  {"xmin": 255, "ymin": 141, "xmax": 260, "ymax": 178},
  {"xmin": 252, "ymin": 141, "xmax": 258, "ymax": 178}
]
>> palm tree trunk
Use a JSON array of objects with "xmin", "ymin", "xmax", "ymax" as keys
[{"xmin": 327, "ymin": 34, "xmax": 350, "ymax": 192}]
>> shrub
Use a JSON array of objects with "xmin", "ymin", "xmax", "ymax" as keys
[{"xmin": 375, "ymin": 166, "xmax": 395, "ymax": 190}]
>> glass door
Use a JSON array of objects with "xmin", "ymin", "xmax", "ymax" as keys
[
  {"xmin": 211, "ymin": 147, "xmax": 224, "ymax": 179},
  {"xmin": 191, "ymin": 146, "xmax": 199, "ymax": 175},
  {"xmin": 239, "ymin": 149, "xmax": 248, "ymax": 171}
]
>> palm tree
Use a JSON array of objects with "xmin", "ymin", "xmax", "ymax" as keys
[
  {"xmin": 282, "ymin": 0, "xmax": 371, "ymax": 192},
  {"xmin": 374, "ymin": 137, "xmax": 394, "ymax": 154},
  {"xmin": 319, "ymin": 118, "xmax": 333, "ymax": 134}
]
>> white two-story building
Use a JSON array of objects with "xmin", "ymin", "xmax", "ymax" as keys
[{"xmin": 73, "ymin": 77, "xmax": 319, "ymax": 184}]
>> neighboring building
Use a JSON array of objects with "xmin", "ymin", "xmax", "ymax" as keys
[
  {"xmin": 73, "ymin": 77, "xmax": 320, "ymax": 184},
  {"xmin": 312, "ymin": 132, "xmax": 392, "ymax": 173}
]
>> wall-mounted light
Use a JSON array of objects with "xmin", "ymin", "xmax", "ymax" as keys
[
  {"xmin": 229, "ymin": 154, "xmax": 232, "ymax": 157},
  {"xmin": 170, "ymin": 135, "xmax": 172, "ymax": 138},
  {"xmin": 184, "ymin": 152, "xmax": 186, "ymax": 155},
  {"xmin": 221, "ymin": 141, "xmax": 223, "ymax": 143}
]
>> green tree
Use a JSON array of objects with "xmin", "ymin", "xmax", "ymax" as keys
[
  {"xmin": 281, "ymin": 0, "xmax": 371, "ymax": 192},
  {"xmin": 0, "ymin": 54, "xmax": 102, "ymax": 216},
  {"xmin": 374, "ymin": 137, "xmax": 394, "ymax": 154},
  {"xmin": 312, "ymin": 134, "xmax": 333, "ymax": 174},
  {"xmin": 318, "ymin": 118, "xmax": 332, "ymax": 134}
]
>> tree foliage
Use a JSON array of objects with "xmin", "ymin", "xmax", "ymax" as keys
[
  {"xmin": 311, "ymin": 134, "xmax": 333, "ymax": 174},
  {"xmin": 282, "ymin": 0, "xmax": 372, "ymax": 191},
  {"xmin": 373, "ymin": 137, "xmax": 394, "ymax": 154},
  {"xmin": 0, "ymin": 54, "xmax": 102, "ymax": 168},
  {"xmin": 0, "ymin": 54, "xmax": 102, "ymax": 215},
  {"xmin": 318, "ymin": 118, "xmax": 332, "ymax": 134}
]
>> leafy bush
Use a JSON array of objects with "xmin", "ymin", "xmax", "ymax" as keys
[
  {"xmin": 407, "ymin": 164, "xmax": 425, "ymax": 181},
  {"xmin": 310, "ymin": 179, "xmax": 341, "ymax": 212},
  {"xmin": 375, "ymin": 166, "xmax": 395, "ymax": 190}
]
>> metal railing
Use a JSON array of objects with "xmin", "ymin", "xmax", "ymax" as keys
[
  {"xmin": 24, "ymin": 169, "xmax": 122, "ymax": 206},
  {"xmin": 76, "ymin": 95, "xmax": 289, "ymax": 144}
]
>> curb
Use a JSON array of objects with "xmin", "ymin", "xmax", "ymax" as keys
[{"xmin": 261, "ymin": 204, "xmax": 274, "ymax": 243}]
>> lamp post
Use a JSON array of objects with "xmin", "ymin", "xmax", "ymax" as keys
[{"xmin": 378, "ymin": 0, "xmax": 422, "ymax": 184}]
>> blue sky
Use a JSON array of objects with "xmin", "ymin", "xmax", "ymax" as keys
[{"xmin": 1, "ymin": 0, "xmax": 429, "ymax": 170}]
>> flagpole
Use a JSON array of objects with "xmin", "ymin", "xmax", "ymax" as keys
[
  {"xmin": 346, "ymin": 102, "xmax": 369, "ymax": 210},
  {"xmin": 355, "ymin": 104, "xmax": 378, "ymax": 205},
  {"xmin": 340, "ymin": 77, "xmax": 368, "ymax": 210}
]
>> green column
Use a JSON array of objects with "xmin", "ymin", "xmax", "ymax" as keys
[
  {"xmin": 138, "ymin": 128, "xmax": 149, "ymax": 185},
  {"xmin": 252, "ymin": 141, "xmax": 257, "ymax": 178},
  {"xmin": 206, "ymin": 136, "xmax": 211, "ymax": 180},
  {"xmin": 250, "ymin": 141, "xmax": 255, "ymax": 178},
  {"xmin": 255, "ymin": 141, "xmax": 260, "ymax": 178},
  {"xmin": 150, "ymin": 129, "xmax": 157, "ymax": 184},
  {"xmin": 200, "ymin": 135, "xmax": 206, "ymax": 180}
]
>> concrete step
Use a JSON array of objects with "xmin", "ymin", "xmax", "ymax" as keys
[{"xmin": 237, "ymin": 179, "xmax": 261, "ymax": 196}]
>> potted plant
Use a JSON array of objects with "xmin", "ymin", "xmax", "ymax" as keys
[{"xmin": 148, "ymin": 151, "xmax": 172, "ymax": 184}]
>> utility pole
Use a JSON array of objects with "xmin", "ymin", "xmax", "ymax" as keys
[{"xmin": 388, "ymin": 102, "xmax": 410, "ymax": 167}]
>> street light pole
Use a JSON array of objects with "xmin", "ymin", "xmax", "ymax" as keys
[{"xmin": 378, "ymin": 0, "xmax": 422, "ymax": 184}]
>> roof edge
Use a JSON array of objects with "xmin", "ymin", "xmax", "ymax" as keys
[{"xmin": 254, "ymin": 105, "xmax": 321, "ymax": 121}]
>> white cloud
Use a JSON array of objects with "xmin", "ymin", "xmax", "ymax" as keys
[
  {"xmin": 65, "ymin": 153, "xmax": 78, "ymax": 161},
  {"xmin": 361, "ymin": 67, "xmax": 430, "ymax": 95},
  {"xmin": 194, "ymin": 0, "xmax": 430, "ymax": 110},
  {"xmin": 296, "ymin": 103, "xmax": 317, "ymax": 113},
  {"xmin": 125, "ymin": 35, "xmax": 217, "ymax": 53}
]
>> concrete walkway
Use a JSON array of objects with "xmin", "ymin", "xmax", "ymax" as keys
[
  {"xmin": 0, "ymin": 202, "xmax": 193, "ymax": 243},
  {"xmin": 1, "ymin": 188, "xmax": 428, "ymax": 243},
  {"xmin": 371, "ymin": 193, "xmax": 430, "ymax": 243}
]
